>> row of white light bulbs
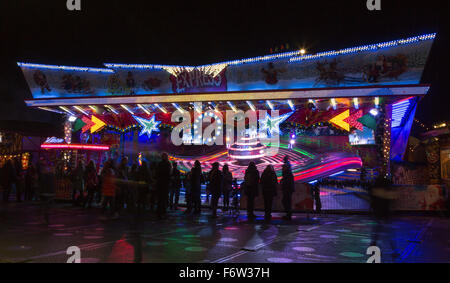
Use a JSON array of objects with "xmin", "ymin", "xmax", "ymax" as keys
[{"xmin": 54, "ymin": 97, "xmax": 381, "ymax": 120}]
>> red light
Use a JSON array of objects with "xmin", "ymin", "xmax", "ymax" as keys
[{"xmin": 41, "ymin": 143, "xmax": 110, "ymax": 151}]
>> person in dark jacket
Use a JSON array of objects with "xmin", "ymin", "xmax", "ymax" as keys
[
  {"xmin": 183, "ymin": 171, "xmax": 192, "ymax": 214},
  {"xmin": 281, "ymin": 155, "xmax": 295, "ymax": 220},
  {"xmin": 244, "ymin": 161, "xmax": 260, "ymax": 220},
  {"xmin": 25, "ymin": 163, "xmax": 39, "ymax": 201},
  {"xmin": 169, "ymin": 162, "xmax": 182, "ymax": 210},
  {"xmin": 190, "ymin": 160, "xmax": 203, "ymax": 215},
  {"xmin": 260, "ymin": 165, "xmax": 278, "ymax": 221},
  {"xmin": 208, "ymin": 162, "xmax": 223, "ymax": 218},
  {"xmin": 83, "ymin": 160, "xmax": 98, "ymax": 208},
  {"xmin": 116, "ymin": 157, "xmax": 129, "ymax": 212},
  {"xmin": 222, "ymin": 165, "xmax": 233, "ymax": 211},
  {"xmin": 137, "ymin": 161, "xmax": 150, "ymax": 215},
  {"xmin": 312, "ymin": 183, "xmax": 322, "ymax": 213},
  {"xmin": 156, "ymin": 153, "xmax": 172, "ymax": 218}
]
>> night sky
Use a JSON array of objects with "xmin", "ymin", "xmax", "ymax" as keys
[{"xmin": 0, "ymin": 0, "xmax": 448, "ymax": 130}]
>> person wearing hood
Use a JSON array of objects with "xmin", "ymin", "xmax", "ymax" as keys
[{"xmin": 260, "ymin": 165, "xmax": 278, "ymax": 222}]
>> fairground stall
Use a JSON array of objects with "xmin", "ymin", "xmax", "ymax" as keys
[{"xmin": 17, "ymin": 33, "xmax": 437, "ymax": 211}]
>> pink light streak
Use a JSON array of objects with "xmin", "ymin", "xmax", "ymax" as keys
[{"xmin": 41, "ymin": 143, "xmax": 110, "ymax": 151}]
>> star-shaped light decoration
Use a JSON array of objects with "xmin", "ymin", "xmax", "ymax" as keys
[
  {"xmin": 133, "ymin": 115, "xmax": 161, "ymax": 138},
  {"xmin": 259, "ymin": 111, "xmax": 294, "ymax": 137}
]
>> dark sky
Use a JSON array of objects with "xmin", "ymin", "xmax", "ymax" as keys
[{"xmin": 0, "ymin": 0, "xmax": 448, "ymax": 128}]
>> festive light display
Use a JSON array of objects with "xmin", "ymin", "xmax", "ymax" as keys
[
  {"xmin": 246, "ymin": 101, "xmax": 256, "ymax": 111},
  {"xmin": 104, "ymin": 105, "xmax": 119, "ymax": 114},
  {"xmin": 41, "ymin": 143, "xmax": 110, "ymax": 150},
  {"xmin": 73, "ymin": 106, "xmax": 89, "ymax": 115},
  {"xmin": 88, "ymin": 105, "xmax": 98, "ymax": 113},
  {"xmin": 329, "ymin": 110, "xmax": 350, "ymax": 131},
  {"xmin": 193, "ymin": 111, "xmax": 223, "ymax": 144},
  {"xmin": 120, "ymin": 104, "xmax": 135, "ymax": 115},
  {"xmin": 289, "ymin": 33, "xmax": 435, "ymax": 63},
  {"xmin": 172, "ymin": 103, "xmax": 184, "ymax": 113},
  {"xmin": 59, "ymin": 106, "xmax": 75, "ymax": 115},
  {"xmin": 154, "ymin": 104, "xmax": 168, "ymax": 113},
  {"xmin": 344, "ymin": 110, "xmax": 363, "ymax": 131},
  {"xmin": 64, "ymin": 121, "xmax": 72, "ymax": 144},
  {"xmin": 137, "ymin": 104, "xmax": 150, "ymax": 115},
  {"xmin": 391, "ymin": 97, "xmax": 413, "ymax": 128},
  {"xmin": 81, "ymin": 115, "xmax": 106, "ymax": 133},
  {"xmin": 259, "ymin": 111, "xmax": 294, "ymax": 137},
  {"xmin": 330, "ymin": 98, "xmax": 337, "ymax": 110},
  {"xmin": 21, "ymin": 152, "xmax": 30, "ymax": 170},
  {"xmin": 133, "ymin": 115, "xmax": 161, "ymax": 138},
  {"xmin": 227, "ymin": 101, "xmax": 237, "ymax": 112},
  {"xmin": 287, "ymin": 100, "xmax": 295, "ymax": 111},
  {"xmin": 17, "ymin": 62, "xmax": 114, "ymax": 73}
]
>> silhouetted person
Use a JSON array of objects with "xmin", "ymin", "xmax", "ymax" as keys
[
  {"xmin": 72, "ymin": 160, "xmax": 85, "ymax": 206},
  {"xmin": 25, "ymin": 163, "xmax": 38, "ymax": 201},
  {"xmin": 281, "ymin": 155, "xmax": 294, "ymax": 220},
  {"xmin": 128, "ymin": 163, "xmax": 139, "ymax": 211},
  {"xmin": 209, "ymin": 162, "xmax": 223, "ymax": 218},
  {"xmin": 169, "ymin": 162, "xmax": 182, "ymax": 210},
  {"xmin": 190, "ymin": 160, "xmax": 203, "ymax": 215},
  {"xmin": 83, "ymin": 160, "xmax": 98, "ymax": 208},
  {"xmin": 244, "ymin": 161, "xmax": 259, "ymax": 220},
  {"xmin": 260, "ymin": 165, "xmax": 278, "ymax": 222},
  {"xmin": 222, "ymin": 165, "xmax": 233, "ymax": 211},
  {"xmin": 116, "ymin": 157, "xmax": 129, "ymax": 212},
  {"xmin": 184, "ymin": 171, "xmax": 193, "ymax": 214},
  {"xmin": 312, "ymin": 183, "xmax": 322, "ymax": 213},
  {"xmin": 137, "ymin": 161, "xmax": 150, "ymax": 215},
  {"xmin": 101, "ymin": 161, "xmax": 118, "ymax": 218},
  {"xmin": 148, "ymin": 161, "xmax": 158, "ymax": 212},
  {"xmin": 156, "ymin": 153, "xmax": 171, "ymax": 218}
]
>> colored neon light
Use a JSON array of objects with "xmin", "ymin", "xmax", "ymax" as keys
[
  {"xmin": 228, "ymin": 153, "xmax": 266, "ymax": 160},
  {"xmin": 81, "ymin": 116, "xmax": 95, "ymax": 133},
  {"xmin": 133, "ymin": 115, "xmax": 161, "ymax": 138},
  {"xmin": 287, "ymin": 100, "xmax": 295, "ymax": 111},
  {"xmin": 137, "ymin": 104, "xmax": 150, "ymax": 115},
  {"xmin": 246, "ymin": 101, "xmax": 256, "ymax": 111},
  {"xmin": 391, "ymin": 97, "xmax": 413, "ymax": 128},
  {"xmin": 330, "ymin": 98, "xmax": 337, "ymax": 110},
  {"xmin": 59, "ymin": 106, "xmax": 75, "ymax": 115},
  {"xmin": 343, "ymin": 110, "xmax": 363, "ymax": 131},
  {"xmin": 91, "ymin": 115, "xmax": 107, "ymax": 133},
  {"xmin": 41, "ymin": 144, "xmax": 110, "ymax": 150},
  {"xmin": 81, "ymin": 115, "xmax": 106, "ymax": 133},
  {"xmin": 329, "ymin": 109, "xmax": 350, "ymax": 131},
  {"xmin": 259, "ymin": 111, "xmax": 294, "ymax": 137},
  {"xmin": 154, "ymin": 104, "xmax": 167, "ymax": 113},
  {"xmin": 227, "ymin": 101, "xmax": 237, "ymax": 112},
  {"xmin": 120, "ymin": 104, "xmax": 135, "ymax": 115},
  {"xmin": 73, "ymin": 105, "xmax": 88, "ymax": 115},
  {"xmin": 104, "ymin": 105, "xmax": 119, "ymax": 114}
]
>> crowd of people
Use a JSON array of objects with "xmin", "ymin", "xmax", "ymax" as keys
[{"xmin": 1, "ymin": 153, "xmax": 298, "ymax": 223}]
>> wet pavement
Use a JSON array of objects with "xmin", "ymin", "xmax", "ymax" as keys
[{"xmin": 0, "ymin": 202, "xmax": 449, "ymax": 263}]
